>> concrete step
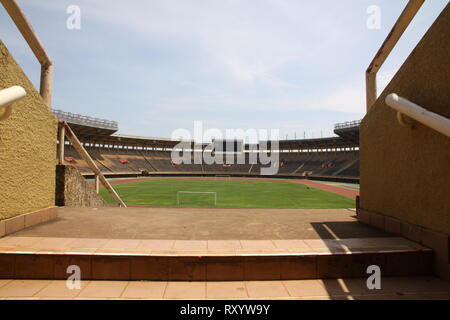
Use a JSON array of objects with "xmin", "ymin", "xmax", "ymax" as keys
[{"xmin": 0, "ymin": 237, "xmax": 433, "ymax": 281}]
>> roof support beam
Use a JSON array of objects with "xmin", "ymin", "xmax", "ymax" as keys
[{"xmin": 63, "ymin": 121, "xmax": 127, "ymax": 207}]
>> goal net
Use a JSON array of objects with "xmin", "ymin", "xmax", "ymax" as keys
[{"xmin": 176, "ymin": 191, "xmax": 217, "ymax": 207}]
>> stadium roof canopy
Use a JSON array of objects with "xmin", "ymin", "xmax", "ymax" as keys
[
  {"xmin": 53, "ymin": 109, "xmax": 118, "ymax": 136},
  {"xmin": 333, "ymin": 120, "xmax": 360, "ymax": 143},
  {"xmin": 54, "ymin": 109, "xmax": 360, "ymax": 150}
]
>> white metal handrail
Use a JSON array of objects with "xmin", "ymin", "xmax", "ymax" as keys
[
  {"xmin": 385, "ymin": 93, "xmax": 450, "ymax": 138},
  {"xmin": 0, "ymin": 86, "xmax": 26, "ymax": 121}
]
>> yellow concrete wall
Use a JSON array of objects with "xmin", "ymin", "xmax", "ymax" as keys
[
  {"xmin": 360, "ymin": 5, "xmax": 450, "ymax": 234},
  {"xmin": 0, "ymin": 41, "xmax": 57, "ymax": 220}
]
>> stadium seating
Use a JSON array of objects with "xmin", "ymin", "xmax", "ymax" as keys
[{"xmin": 63, "ymin": 145, "xmax": 359, "ymax": 178}]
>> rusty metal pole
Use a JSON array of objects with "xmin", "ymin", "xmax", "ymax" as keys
[
  {"xmin": 365, "ymin": 0, "xmax": 425, "ymax": 110},
  {"xmin": 95, "ymin": 175, "xmax": 100, "ymax": 194},
  {"xmin": 1, "ymin": 0, "xmax": 54, "ymax": 107},
  {"xmin": 57, "ymin": 121, "xmax": 65, "ymax": 164}
]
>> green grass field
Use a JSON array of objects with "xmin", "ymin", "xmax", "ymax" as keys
[{"xmin": 100, "ymin": 179, "xmax": 355, "ymax": 209}]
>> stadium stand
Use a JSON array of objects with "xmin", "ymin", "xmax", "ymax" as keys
[
  {"xmin": 3, "ymin": 0, "xmax": 450, "ymax": 293},
  {"xmin": 54, "ymin": 110, "xmax": 360, "ymax": 178}
]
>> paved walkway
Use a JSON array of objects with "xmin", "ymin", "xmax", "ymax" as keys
[
  {"xmin": 1, "ymin": 277, "xmax": 449, "ymax": 300},
  {"xmin": 9, "ymin": 208, "xmax": 382, "ymax": 240}
]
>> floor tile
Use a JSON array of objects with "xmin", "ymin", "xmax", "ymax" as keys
[
  {"xmin": 67, "ymin": 238, "xmax": 109, "ymax": 249},
  {"xmin": 2, "ymin": 277, "xmax": 450, "ymax": 300},
  {"xmin": 77, "ymin": 281, "xmax": 128, "ymax": 298},
  {"xmin": 101, "ymin": 239, "xmax": 142, "ymax": 250},
  {"xmin": 137, "ymin": 240, "xmax": 174, "ymax": 250},
  {"xmin": 0, "ymin": 237, "xmax": 44, "ymax": 248},
  {"xmin": 349, "ymin": 292, "xmax": 450, "ymax": 300},
  {"xmin": 1, "ymin": 297, "xmax": 42, "ymax": 300},
  {"xmin": 0, "ymin": 280, "xmax": 12, "ymax": 289},
  {"xmin": 299, "ymin": 295, "xmax": 332, "ymax": 300},
  {"xmin": 272, "ymin": 240, "xmax": 310, "ymax": 250},
  {"xmin": 60, "ymin": 248, "xmax": 98, "ymax": 254},
  {"xmin": 207, "ymin": 282, "xmax": 248, "ymax": 299},
  {"xmin": 173, "ymin": 240, "xmax": 207, "ymax": 251},
  {"xmin": 399, "ymin": 293, "xmax": 450, "ymax": 300},
  {"xmin": 304, "ymin": 239, "xmax": 343, "ymax": 250},
  {"xmin": 121, "ymin": 281, "xmax": 167, "ymax": 299},
  {"xmin": 240, "ymin": 240, "xmax": 276, "ymax": 250},
  {"xmin": 208, "ymin": 240, "xmax": 242, "ymax": 250},
  {"xmin": 0, "ymin": 280, "xmax": 51, "ymax": 297},
  {"xmin": 164, "ymin": 282, "xmax": 206, "ymax": 299},
  {"xmin": 376, "ymin": 276, "xmax": 450, "ymax": 294},
  {"xmin": 321, "ymin": 278, "xmax": 370, "ymax": 296},
  {"xmin": 339, "ymin": 238, "xmax": 414, "ymax": 250},
  {"xmin": 283, "ymin": 280, "xmax": 329, "ymax": 297},
  {"xmin": 35, "ymin": 280, "xmax": 89, "ymax": 298},
  {"xmin": 27, "ymin": 237, "xmax": 76, "ymax": 249},
  {"xmin": 245, "ymin": 281, "xmax": 289, "ymax": 298}
]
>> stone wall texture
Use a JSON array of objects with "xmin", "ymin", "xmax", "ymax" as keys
[
  {"xmin": 0, "ymin": 41, "xmax": 57, "ymax": 220},
  {"xmin": 55, "ymin": 165, "xmax": 106, "ymax": 207},
  {"xmin": 360, "ymin": 4, "xmax": 450, "ymax": 235}
]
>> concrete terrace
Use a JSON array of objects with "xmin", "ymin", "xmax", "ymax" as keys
[
  {"xmin": 0, "ymin": 207, "xmax": 433, "ymax": 283},
  {"xmin": 10, "ymin": 207, "xmax": 375, "ymax": 240}
]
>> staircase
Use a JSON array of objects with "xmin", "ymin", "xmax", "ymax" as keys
[
  {"xmin": 333, "ymin": 159, "xmax": 358, "ymax": 177},
  {"xmin": 0, "ymin": 237, "xmax": 433, "ymax": 281},
  {"xmin": 291, "ymin": 163, "xmax": 305, "ymax": 175}
]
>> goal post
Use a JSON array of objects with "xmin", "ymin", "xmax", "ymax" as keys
[{"xmin": 176, "ymin": 191, "xmax": 217, "ymax": 207}]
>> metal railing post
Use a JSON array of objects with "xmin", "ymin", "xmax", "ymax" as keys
[
  {"xmin": 1, "ymin": 0, "xmax": 54, "ymax": 107},
  {"xmin": 57, "ymin": 121, "xmax": 65, "ymax": 164}
]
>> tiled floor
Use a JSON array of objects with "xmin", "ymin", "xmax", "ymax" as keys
[
  {"xmin": 0, "ymin": 277, "xmax": 449, "ymax": 300},
  {"xmin": 0, "ymin": 236, "xmax": 427, "ymax": 256}
]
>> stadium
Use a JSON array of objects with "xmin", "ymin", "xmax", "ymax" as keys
[
  {"xmin": 0, "ymin": 0, "xmax": 449, "ymax": 303},
  {"xmin": 54, "ymin": 108, "xmax": 359, "ymax": 209}
]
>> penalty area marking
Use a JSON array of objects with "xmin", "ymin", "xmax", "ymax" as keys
[{"xmin": 176, "ymin": 191, "xmax": 217, "ymax": 206}]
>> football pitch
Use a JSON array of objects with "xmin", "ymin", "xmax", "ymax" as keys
[{"xmin": 100, "ymin": 178, "xmax": 355, "ymax": 209}]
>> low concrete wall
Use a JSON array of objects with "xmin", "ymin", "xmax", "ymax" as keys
[
  {"xmin": 358, "ymin": 208, "xmax": 450, "ymax": 282},
  {"xmin": 0, "ymin": 41, "xmax": 57, "ymax": 220},
  {"xmin": 55, "ymin": 165, "xmax": 106, "ymax": 207},
  {"xmin": 0, "ymin": 207, "xmax": 58, "ymax": 238}
]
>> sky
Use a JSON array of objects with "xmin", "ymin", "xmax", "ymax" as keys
[{"xmin": 0, "ymin": 0, "xmax": 448, "ymax": 141}]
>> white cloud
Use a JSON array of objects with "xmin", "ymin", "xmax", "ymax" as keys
[
  {"xmin": 15, "ymin": 0, "xmax": 373, "ymax": 138},
  {"xmin": 309, "ymin": 80, "xmax": 366, "ymax": 114},
  {"xmin": 28, "ymin": 0, "xmax": 346, "ymax": 86},
  {"xmin": 238, "ymin": 78, "xmax": 367, "ymax": 114}
]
